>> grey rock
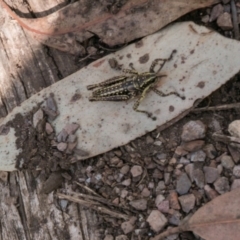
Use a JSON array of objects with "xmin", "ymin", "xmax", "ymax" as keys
[
  {"xmin": 193, "ymin": 169, "xmax": 205, "ymax": 188},
  {"xmin": 64, "ymin": 123, "xmax": 79, "ymax": 135},
  {"xmin": 204, "ymin": 185, "xmax": 219, "ymax": 200},
  {"xmin": 228, "ymin": 120, "xmax": 240, "ymax": 138},
  {"xmin": 181, "ymin": 120, "xmax": 206, "ymax": 142},
  {"xmin": 115, "ymin": 235, "xmax": 129, "ymax": 240},
  {"xmin": 233, "ymin": 165, "xmax": 240, "ymax": 178},
  {"xmin": 185, "ymin": 163, "xmax": 194, "ymax": 182},
  {"xmin": 181, "ymin": 140, "xmax": 205, "ymax": 152},
  {"xmin": 214, "ymin": 177, "xmax": 230, "ymax": 194},
  {"xmin": 190, "ymin": 150, "xmax": 206, "ymax": 162},
  {"xmin": 121, "ymin": 220, "xmax": 135, "ymax": 234},
  {"xmin": 178, "ymin": 194, "xmax": 196, "ymax": 213},
  {"xmin": 168, "ymin": 210, "xmax": 182, "ymax": 226},
  {"xmin": 130, "ymin": 165, "xmax": 143, "ymax": 178},
  {"xmin": 203, "ymin": 144, "xmax": 217, "ymax": 159},
  {"xmin": 203, "ymin": 166, "xmax": 219, "ymax": 183},
  {"xmin": 176, "ymin": 173, "xmax": 191, "ymax": 195},
  {"xmin": 33, "ymin": 108, "xmax": 44, "ymax": 128},
  {"xmin": 104, "ymin": 235, "xmax": 114, "ymax": 240},
  {"xmin": 217, "ymin": 12, "xmax": 233, "ymax": 30},
  {"xmin": 221, "ymin": 155, "xmax": 235, "ymax": 169},
  {"xmin": 231, "ymin": 179, "xmax": 240, "ymax": 190},
  {"xmin": 129, "ymin": 199, "xmax": 147, "ymax": 211},
  {"xmin": 147, "ymin": 210, "xmax": 167, "ymax": 232},
  {"xmin": 209, "ymin": 4, "xmax": 224, "ymax": 22}
]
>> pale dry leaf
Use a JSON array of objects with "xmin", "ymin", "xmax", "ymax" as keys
[
  {"xmin": 152, "ymin": 188, "xmax": 240, "ymax": 240},
  {"xmin": 0, "ymin": 0, "xmax": 220, "ymax": 54},
  {"xmin": 0, "ymin": 21, "xmax": 240, "ymax": 171}
]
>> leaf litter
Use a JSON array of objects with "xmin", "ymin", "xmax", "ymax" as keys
[
  {"xmin": 0, "ymin": 0, "xmax": 220, "ymax": 54},
  {"xmin": 152, "ymin": 188, "xmax": 240, "ymax": 240},
  {"xmin": 0, "ymin": 21, "xmax": 240, "ymax": 174},
  {"xmin": 1, "ymin": 2, "xmax": 240, "ymax": 239}
]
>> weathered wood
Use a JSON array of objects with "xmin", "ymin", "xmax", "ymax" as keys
[{"xmin": 0, "ymin": 1, "xmax": 97, "ymax": 239}]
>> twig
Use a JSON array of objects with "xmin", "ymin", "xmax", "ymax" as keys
[
  {"xmin": 231, "ymin": 0, "xmax": 240, "ymax": 40},
  {"xmin": 212, "ymin": 133, "xmax": 240, "ymax": 145},
  {"xmin": 57, "ymin": 192, "xmax": 130, "ymax": 220},
  {"xmin": 78, "ymin": 54, "xmax": 93, "ymax": 63},
  {"xmin": 192, "ymin": 102, "xmax": 240, "ymax": 112},
  {"xmin": 74, "ymin": 181, "xmax": 101, "ymax": 197},
  {"xmin": 64, "ymin": 190, "xmax": 133, "ymax": 212}
]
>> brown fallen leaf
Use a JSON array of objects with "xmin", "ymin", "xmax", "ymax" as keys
[
  {"xmin": 152, "ymin": 188, "xmax": 240, "ymax": 240},
  {"xmin": 0, "ymin": 0, "xmax": 220, "ymax": 54}
]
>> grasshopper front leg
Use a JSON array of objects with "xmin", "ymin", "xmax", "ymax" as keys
[
  {"xmin": 151, "ymin": 87, "xmax": 185, "ymax": 100},
  {"xmin": 150, "ymin": 49, "xmax": 177, "ymax": 73},
  {"xmin": 133, "ymin": 84, "xmax": 156, "ymax": 120}
]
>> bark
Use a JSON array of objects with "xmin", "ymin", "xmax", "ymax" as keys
[{"xmin": 0, "ymin": 1, "xmax": 98, "ymax": 239}]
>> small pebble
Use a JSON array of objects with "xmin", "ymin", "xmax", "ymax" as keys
[
  {"xmin": 168, "ymin": 210, "xmax": 182, "ymax": 226},
  {"xmin": 193, "ymin": 169, "xmax": 205, "ymax": 189},
  {"xmin": 204, "ymin": 185, "xmax": 219, "ymax": 200},
  {"xmin": 57, "ymin": 129, "xmax": 68, "ymax": 142},
  {"xmin": 64, "ymin": 123, "xmax": 79, "ymax": 134},
  {"xmin": 209, "ymin": 3, "xmax": 224, "ymax": 22},
  {"xmin": 174, "ymin": 146, "xmax": 188, "ymax": 156},
  {"xmin": 181, "ymin": 120, "xmax": 206, "ymax": 142},
  {"xmin": 178, "ymin": 194, "xmax": 195, "ymax": 213},
  {"xmin": 203, "ymin": 166, "xmax": 219, "ymax": 183},
  {"xmin": 120, "ymin": 165, "xmax": 130, "ymax": 175},
  {"xmin": 130, "ymin": 165, "xmax": 143, "ymax": 178},
  {"xmin": 147, "ymin": 210, "xmax": 167, "ymax": 232},
  {"xmin": 181, "ymin": 140, "xmax": 205, "ymax": 152},
  {"xmin": 214, "ymin": 177, "xmax": 230, "ymax": 194},
  {"xmin": 168, "ymin": 191, "xmax": 180, "ymax": 210},
  {"xmin": 190, "ymin": 150, "xmax": 206, "ymax": 162},
  {"xmin": 201, "ymin": 15, "xmax": 210, "ymax": 23},
  {"xmin": 45, "ymin": 122, "xmax": 53, "ymax": 134},
  {"xmin": 203, "ymin": 144, "xmax": 217, "ymax": 159},
  {"xmin": 57, "ymin": 142, "xmax": 67, "ymax": 152},
  {"xmin": 176, "ymin": 173, "xmax": 191, "ymax": 195},
  {"xmin": 217, "ymin": 12, "xmax": 233, "ymax": 30},
  {"xmin": 121, "ymin": 220, "xmax": 135, "ymax": 234},
  {"xmin": 33, "ymin": 108, "xmax": 43, "ymax": 128},
  {"xmin": 155, "ymin": 194, "xmax": 165, "ymax": 206},
  {"xmin": 231, "ymin": 179, "xmax": 240, "ymax": 190},
  {"xmin": 228, "ymin": 120, "xmax": 240, "ymax": 138},
  {"xmin": 104, "ymin": 235, "xmax": 114, "ymax": 240},
  {"xmin": 233, "ymin": 165, "xmax": 240, "ymax": 178},
  {"xmin": 129, "ymin": 199, "xmax": 147, "ymax": 211},
  {"xmin": 141, "ymin": 187, "xmax": 151, "ymax": 197},
  {"xmin": 122, "ymin": 178, "xmax": 131, "ymax": 186},
  {"xmin": 185, "ymin": 163, "xmax": 194, "ymax": 182},
  {"xmin": 115, "ymin": 235, "xmax": 129, "ymax": 240},
  {"xmin": 221, "ymin": 155, "xmax": 235, "ymax": 169},
  {"xmin": 157, "ymin": 200, "xmax": 169, "ymax": 213}
]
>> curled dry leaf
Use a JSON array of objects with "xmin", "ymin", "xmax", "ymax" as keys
[
  {"xmin": 0, "ymin": 0, "xmax": 220, "ymax": 54},
  {"xmin": 0, "ymin": 21, "xmax": 240, "ymax": 171},
  {"xmin": 152, "ymin": 188, "xmax": 240, "ymax": 240}
]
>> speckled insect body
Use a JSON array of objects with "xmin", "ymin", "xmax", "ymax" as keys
[{"xmin": 87, "ymin": 50, "xmax": 184, "ymax": 120}]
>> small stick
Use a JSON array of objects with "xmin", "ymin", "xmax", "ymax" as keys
[
  {"xmin": 74, "ymin": 181, "xmax": 101, "ymax": 197},
  {"xmin": 192, "ymin": 102, "xmax": 240, "ymax": 112},
  {"xmin": 57, "ymin": 193, "xmax": 130, "ymax": 220},
  {"xmin": 212, "ymin": 133, "xmax": 240, "ymax": 145},
  {"xmin": 64, "ymin": 190, "xmax": 133, "ymax": 212}
]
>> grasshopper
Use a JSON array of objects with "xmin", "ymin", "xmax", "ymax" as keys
[{"xmin": 87, "ymin": 50, "xmax": 185, "ymax": 120}]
